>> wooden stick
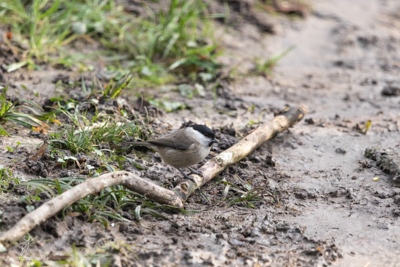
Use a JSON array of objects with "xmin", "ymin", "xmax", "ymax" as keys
[
  {"xmin": 172, "ymin": 105, "xmax": 308, "ymax": 200},
  {"xmin": 0, "ymin": 172, "xmax": 183, "ymax": 244},
  {"xmin": 0, "ymin": 105, "xmax": 307, "ymax": 244}
]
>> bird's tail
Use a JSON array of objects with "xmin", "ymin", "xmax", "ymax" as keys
[
  {"xmin": 122, "ymin": 141, "xmax": 152, "ymax": 147},
  {"xmin": 121, "ymin": 141, "xmax": 159, "ymax": 151}
]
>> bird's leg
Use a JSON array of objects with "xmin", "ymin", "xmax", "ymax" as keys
[
  {"xmin": 188, "ymin": 167, "xmax": 204, "ymax": 177},
  {"xmin": 178, "ymin": 168, "xmax": 196, "ymax": 183}
]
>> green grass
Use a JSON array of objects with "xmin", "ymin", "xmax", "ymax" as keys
[
  {"xmin": 49, "ymin": 116, "xmax": 151, "ymax": 155},
  {"xmin": 0, "ymin": 0, "xmax": 78, "ymax": 63},
  {"xmin": 218, "ymin": 174, "xmax": 279, "ymax": 208},
  {"xmin": 45, "ymin": 102, "xmax": 154, "ymax": 175},
  {"xmin": 0, "ymin": 165, "xmax": 20, "ymax": 192},
  {"xmin": 253, "ymin": 46, "xmax": 295, "ymax": 76},
  {"xmin": 105, "ymin": 0, "xmax": 210, "ymax": 60},
  {"xmin": 101, "ymin": 72, "xmax": 133, "ymax": 100},
  {"xmin": 0, "ymin": 0, "xmax": 222, "ymax": 87},
  {"xmin": 219, "ymin": 174, "xmax": 261, "ymax": 208},
  {"xmin": 33, "ymin": 73, "xmax": 155, "ymax": 156},
  {"xmin": 0, "ymin": 85, "xmax": 49, "ymax": 136}
]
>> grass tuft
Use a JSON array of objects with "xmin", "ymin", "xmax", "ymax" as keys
[
  {"xmin": 49, "ymin": 116, "xmax": 151, "ymax": 156},
  {"xmin": 253, "ymin": 46, "xmax": 295, "ymax": 76},
  {"xmin": 0, "ymin": 85, "xmax": 49, "ymax": 136},
  {"xmin": 0, "ymin": 0, "xmax": 220, "ymax": 81},
  {"xmin": 0, "ymin": 166, "xmax": 20, "ymax": 192}
]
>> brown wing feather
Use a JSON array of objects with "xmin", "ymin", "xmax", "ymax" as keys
[{"xmin": 148, "ymin": 128, "xmax": 195, "ymax": 150}]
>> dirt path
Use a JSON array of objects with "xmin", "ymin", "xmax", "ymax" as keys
[{"xmin": 218, "ymin": 0, "xmax": 400, "ymax": 265}]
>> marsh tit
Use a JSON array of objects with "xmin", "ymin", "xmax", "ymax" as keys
[{"xmin": 126, "ymin": 124, "xmax": 218, "ymax": 182}]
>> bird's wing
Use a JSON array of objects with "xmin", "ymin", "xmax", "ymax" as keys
[{"xmin": 148, "ymin": 128, "xmax": 195, "ymax": 150}]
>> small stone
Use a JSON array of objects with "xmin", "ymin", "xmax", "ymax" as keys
[
  {"xmin": 119, "ymin": 223, "xmax": 128, "ymax": 233},
  {"xmin": 265, "ymin": 154, "xmax": 276, "ymax": 167},
  {"xmin": 305, "ymin": 118, "xmax": 315, "ymax": 124},
  {"xmin": 392, "ymin": 209, "xmax": 400, "ymax": 217},
  {"xmin": 394, "ymin": 196, "xmax": 400, "ymax": 205},
  {"xmin": 382, "ymin": 85, "xmax": 400, "ymax": 96},
  {"xmin": 335, "ymin": 148, "xmax": 347, "ymax": 154}
]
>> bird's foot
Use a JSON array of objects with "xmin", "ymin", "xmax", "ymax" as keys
[
  {"xmin": 178, "ymin": 168, "xmax": 196, "ymax": 183},
  {"xmin": 188, "ymin": 167, "xmax": 204, "ymax": 177}
]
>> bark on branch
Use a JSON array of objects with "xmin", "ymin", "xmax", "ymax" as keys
[
  {"xmin": 0, "ymin": 172, "xmax": 182, "ymax": 244},
  {"xmin": 0, "ymin": 105, "xmax": 307, "ymax": 244}
]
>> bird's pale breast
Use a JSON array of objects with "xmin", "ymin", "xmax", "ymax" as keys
[{"xmin": 158, "ymin": 145, "xmax": 210, "ymax": 168}]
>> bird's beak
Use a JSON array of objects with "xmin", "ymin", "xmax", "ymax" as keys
[{"xmin": 212, "ymin": 138, "xmax": 219, "ymax": 144}]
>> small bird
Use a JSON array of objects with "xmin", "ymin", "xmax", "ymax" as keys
[{"xmin": 126, "ymin": 124, "xmax": 218, "ymax": 182}]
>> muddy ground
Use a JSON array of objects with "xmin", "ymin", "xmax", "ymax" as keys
[{"xmin": 1, "ymin": 0, "xmax": 400, "ymax": 266}]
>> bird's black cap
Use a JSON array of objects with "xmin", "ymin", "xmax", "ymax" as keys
[{"xmin": 191, "ymin": 124, "xmax": 215, "ymax": 139}]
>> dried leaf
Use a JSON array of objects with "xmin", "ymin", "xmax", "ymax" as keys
[
  {"xmin": 32, "ymin": 126, "xmax": 48, "ymax": 133},
  {"xmin": 49, "ymin": 118, "xmax": 62, "ymax": 125},
  {"xmin": 29, "ymin": 141, "xmax": 48, "ymax": 161},
  {"xmin": 6, "ymin": 31, "xmax": 12, "ymax": 41},
  {"xmin": 40, "ymin": 121, "xmax": 50, "ymax": 129}
]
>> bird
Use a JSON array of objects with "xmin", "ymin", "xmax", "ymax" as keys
[{"xmin": 125, "ymin": 124, "xmax": 218, "ymax": 182}]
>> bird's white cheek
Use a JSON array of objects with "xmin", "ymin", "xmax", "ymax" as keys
[{"xmin": 185, "ymin": 127, "xmax": 213, "ymax": 147}]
